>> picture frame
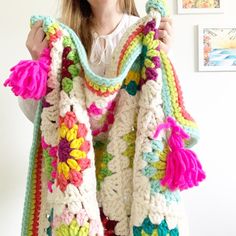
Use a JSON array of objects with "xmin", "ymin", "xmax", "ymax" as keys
[
  {"xmin": 198, "ymin": 25, "xmax": 236, "ymax": 72},
  {"xmin": 177, "ymin": 0, "xmax": 224, "ymax": 14}
]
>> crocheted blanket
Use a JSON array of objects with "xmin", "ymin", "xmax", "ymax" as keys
[{"xmin": 4, "ymin": 1, "xmax": 205, "ymax": 236}]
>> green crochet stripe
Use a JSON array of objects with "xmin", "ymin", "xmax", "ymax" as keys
[
  {"xmin": 21, "ymin": 102, "xmax": 42, "ymax": 236},
  {"xmin": 160, "ymin": 60, "xmax": 199, "ymax": 147},
  {"xmin": 30, "ymin": 16, "xmax": 143, "ymax": 88}
]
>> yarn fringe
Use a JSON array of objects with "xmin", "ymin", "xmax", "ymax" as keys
[
  {"xmin": 4, "ymin": 48, "xmax": 50, "ymax": 100},
  {"xmin": 154, "ymin": 117, "xmax": 206, "ymax": 191}
]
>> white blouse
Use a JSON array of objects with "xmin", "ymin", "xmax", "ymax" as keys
[
  {"xmin": 89, "ymin": 13, "xmax": 140, "ymax": 76},
  {"xmin": 19, "ymin": 14, "xmax": 140, "ymax": 122}
]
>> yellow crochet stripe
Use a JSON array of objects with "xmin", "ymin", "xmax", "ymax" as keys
[
  {"xmin": 160, "ymin": 50, "xmax": 198, "ymax": 129},
  {"xmin": 141, "ymin": 229, "xmax": 170, "ymax": 236},
  {"xmin": 124, "ymin": 70, "xmax": 141, "ymax": 86},
  {"xmin": 84, "ymin": 76, "xmax": 122, "ymax": 94},
  {"xmin": 152, "ymin": 144, "xmax": 168, "ymax": 181},
  {"xmin": 45, "ymin": 22, "xmax": 60, "ymax": 40},
  {"xmin": 122, "ymin": 130, "xmax": 136, "ymax": 168},
  {"xmin": 55, "ymin": 220, "xmax": 90, "ymax": 235}
]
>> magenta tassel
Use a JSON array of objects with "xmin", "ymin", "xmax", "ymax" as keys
[
  {"xmin": 4, "ymin": 48, "xmax": 51, "ymax": 100},
  {"xmin": 154, "ymin": 117, "xmax": 206, "ymax": 191}
]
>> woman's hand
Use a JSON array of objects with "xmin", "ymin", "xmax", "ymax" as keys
[
  {"xmin": 26, "ymin": 20, "xmax": 48, "ymax": 60},
  {"xmin": 159, "ymin": 17, "xmax": 173, "ymax": 54}
]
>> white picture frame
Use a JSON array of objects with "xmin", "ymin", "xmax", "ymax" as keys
[
  {"xmin": 177, "ymin": 0, "xmax": 224, "ymax": 14},
  {"xmin": 198, "ymin": 25, "xmax": 236, "ymax": 72}
]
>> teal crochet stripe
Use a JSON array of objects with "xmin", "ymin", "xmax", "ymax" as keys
[
  {"xmin": 146, "ymin": 0, "xmax": 169, "ymax": 16},
  {"xmin": 133, "ymin": 217, "xmax": 179, "ymax": 236},
  {"xmin": 150, "ymin": 180, "xmax": 181, "ymax": 203},
  {"xmin": 131, "ymin": 55, "xmax": 142, "ymax": 72},
  {"xmin": 143, "ymin": 140, "xmax": 180, "ymax": 204},
  {"xmin": 30, "ymin": 16, "xmax": 144, "ymax": 87},
  {"xmin": 119, "ymin": 43, "xmax": 143, "ymax": 74},
  {"xmin": 21, "ymin": 101, "xmax": 42, "ymax": 236}
]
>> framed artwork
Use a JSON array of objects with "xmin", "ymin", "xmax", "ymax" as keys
[
  {"xmin": 177, "ymin": 0, "xmax": 224, "ymax": 14},
  {"xmin": 198, "ymin": 25, "xmax": 236, "ymax": 71}
]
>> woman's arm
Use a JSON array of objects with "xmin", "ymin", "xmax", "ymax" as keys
[
  {"xmin": 19, "ymin": 20, "xmax": 48, "ymax": 122},
  {"xmin": 18, "ymin": 97, "xmax": 38, "ymax": 122},
  {"xmin": 26, "ymin": 20, "xmax": 48, "ymax": 60}
]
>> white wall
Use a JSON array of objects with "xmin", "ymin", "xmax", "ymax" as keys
[
  {"xmin": 0, "ymin": 1, "xmax": 60, "ymax": 235},
  {"xmin": 165, "ymin": 1, "xmax": 236, "ymax": 235},
  {"xmin": 0, "ymin": 0, "xmax": 235, "ymax": 235}
]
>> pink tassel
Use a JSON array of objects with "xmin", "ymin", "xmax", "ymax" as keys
[
  {"xmin": 154, "ymin": 117, "xmax": 206, "ymax": 191},
  {"xmin": 4, "ymin": 48, "xmax": 51, "ymax": 100}
]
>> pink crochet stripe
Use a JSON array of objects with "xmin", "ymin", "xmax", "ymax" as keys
[
  {"xmin": 87, "ymin": 103, "xmax": 103, "ymax": 116},
  {"xmin": 53, "ymin": 208, "xmax": 100, "ymax": 235},
  {"xmin": 91, "ymin": 101, "xmax": 116, "ymax": 136},
  {"xmin": 87, "ymin": 101, "xmax": 116, "ymax": 117}
]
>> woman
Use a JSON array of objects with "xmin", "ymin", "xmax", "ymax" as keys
[
  {"xmin": 4, "ymin": 1, "xmax": 205, "ymax": 235},
  {"xmin": 20, "ymin": 0, "xmax": 173, "ymax": 122}
]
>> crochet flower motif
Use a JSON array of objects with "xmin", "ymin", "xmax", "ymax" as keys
[
  {"xmin": 53, "ymin": 208, "xmax": 100, "ymax": 236},
  {"xmin": 141, "ymin": 19, "xmax": 161, "ymax": 85},
  {"xmin": 55, "ymin": 220, "xmax": 90, "ymax": 236},
  {"xmin": 57, "ymin": 112, "xmax": 91, "ymax": 192},
  {"xmin": 47, "ymin": 185, "xmax": 101, "ymax": 236},
  {"xmin": 142, "ymin": 139, "xmax": 168, "ymax": 182}
]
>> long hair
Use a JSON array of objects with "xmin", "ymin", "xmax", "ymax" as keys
[{"xmin": 61, "ymin": 0, "xmax": 139, "ymax": 56}]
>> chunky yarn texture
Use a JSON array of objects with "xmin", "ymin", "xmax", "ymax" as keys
[{"xmin": 4, "ymin": 1, "xmax": 205, "ymax": 235}]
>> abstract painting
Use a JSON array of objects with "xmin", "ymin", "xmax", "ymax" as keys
[
  {"xmin": 198, "ymin": 26, "xmax": 236, "ymax": 71},
  {"xmin": 178, "ymin": 0, "xmax": 223, "ymax": 14}
]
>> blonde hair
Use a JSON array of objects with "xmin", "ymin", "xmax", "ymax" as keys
[{"xmin": 61, "ymin": 0, "xmax": 139, "ymax": 56}]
